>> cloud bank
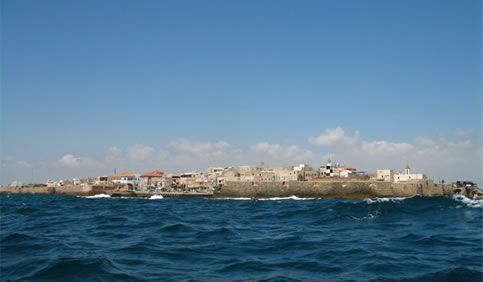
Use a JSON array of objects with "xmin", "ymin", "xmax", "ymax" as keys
[{"xmin": 2, "ymin": 127, "xmax": 481, "ymax": 186}]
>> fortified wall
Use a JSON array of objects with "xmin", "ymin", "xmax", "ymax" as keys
[
  {"xmin": 0, "ymin": 184, "xmax": 122, "ymax": 196},
  {"xmin": 0, "ymin": 180, "xmax": 463, "ymax": 199},
  {"xmin": 214, "ymin": 180, "xmax": 454, "ymax": 199}
]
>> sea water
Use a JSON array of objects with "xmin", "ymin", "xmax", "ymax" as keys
[{"xmin": 1, "ymin": 194, "xmax": 482, "ymax": 281}]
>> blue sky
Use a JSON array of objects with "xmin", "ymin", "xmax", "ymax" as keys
[{"xmin": 1, "ymin": 0, "xmax": 481, "ymax": 185}]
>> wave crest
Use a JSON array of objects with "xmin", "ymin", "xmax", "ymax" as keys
[
  {"xmin": 452, "ymin": 195, "xmax": 483, "ymax": 208},
  {"xmin": 364, "ymin": 196, "xmax": 411, "ymax": 204},
  {"xmin": 83, "ymin": 194, "xmax": 111, "ymax": 199}
]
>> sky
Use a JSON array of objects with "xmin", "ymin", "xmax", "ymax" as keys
[{"xmin": 1, "ymin": 0, "xmax": 481, "ymax": 185}]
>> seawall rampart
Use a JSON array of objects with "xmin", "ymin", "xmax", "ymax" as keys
[
  {"xmin": 0, "ymin": 180, "xmax": 457, "ymax": 199},
  {"xmin": 0, "ymin": 184, "xmax": 121, "ymax": 196},
  {"xmin": 214, "ymin": 180, "xmax": 454, "ymax": 199}
]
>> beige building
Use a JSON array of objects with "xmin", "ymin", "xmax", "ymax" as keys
[
  {"xmin": 272, "ymin": 167, "xmax": 298, "ymax": 181},
  {"xmin": 139, "ymin": 170, "xmax": 164, "ymax": 187},
  {"xmin": 376, "ymin": 169, "xmax": 394, "ymax": 182}
]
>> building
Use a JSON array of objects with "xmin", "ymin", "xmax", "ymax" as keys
[
  {"xmin": 112, "ymin": 172, "xmax": 137, "ymax": 188},
  {"xmin": 272, "ymin": 167, "xmax": 298, "ymax": 181},
  {"xmin": 339, "ymin": 166, "xmax": 356, "ymax": 178},
  {"xmin": 376, "ymin": 169, "xmax": 394, "ymax": 182},
  {"xmin": 393, "ymin": 164, "xmax": 426, "ymax": 183},
  {"xmin": 324, "ymin": 160, "xmax": 334, "ymax": 177},
  {"xmin": 139, "ymin": 170, "xmax": 164, "ymax": 187}
]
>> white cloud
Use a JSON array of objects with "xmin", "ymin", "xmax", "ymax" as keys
[
  {"xmin": 105, "ymin": 146, "xmax": 122, "ymax": 161},
  {"xmin": 248, "ymin": 142, "xmax": 314, "ymax": 165},
  {"xmin": 14, "ymin": 160, "xmax": 32, "ymax": 169},
  {"xmin": 414, "ymin": 136, "xmax": 437, "ymax": 147},
  {"xmin": 57, "ymin": 154, "xmax": 81, "ymax": 168},
  {"xmin": 3, "ymin": 130, "xmax": 480, "ymax": 186},
  {"xmin": 361, "ymin": 140, "xmax": 413, "ymax": 156},
  {"xmin": 455, "ymin": 129, "xmax": 465, "ymax": 136},
  {"xmin": 127, "ymin": 144, "xmax": 154, "ymax": 161},
  {"xmin": 249, "ymin": 142, "xmax": 282, "ymax": 155},
  {"xmin": 308, "ymin": 128, "xmax": 360, "ymax": 146},
  {"xmin": 169, "ymin": 138, "xmax": 233, "ymax": 155}
]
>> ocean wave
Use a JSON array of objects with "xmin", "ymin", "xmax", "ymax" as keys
[
  {"xmin": 364, "ymin": 196, "xmax": 412, "ymax": 204},
  {"xmin": 259, "ymin": 196, "xmax": 315, "ymax": 201},
  {"xmin": 1, "ymin": 193, "xmax": 482, "ymax": 281},
  {"xmin": 83, "ymin": 194, "xmax": 111, "ymax": 199},
  {"xmin": 23, "ymin": 257, "xmax": 136, "ymax": 281},
  {"xmin": 215, "ymin": 197, "xmax": 253, "ymax": 200},
  {"xmin": 452, "ymin": 195, "xmax": 483, "ymax": 208}
]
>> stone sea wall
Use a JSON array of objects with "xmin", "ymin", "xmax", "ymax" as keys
[
  {"xmin": 1, "ymin": 180, "xmax": 456, "ymax": 199},
  {"xmin": 0, "ymin": 184, "xmax": 120, "ymax": 196},
  {"xmin": 214, "ymin": 180, "xmax": 454, "ymax": 199}
]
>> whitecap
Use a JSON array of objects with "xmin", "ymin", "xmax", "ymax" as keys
[
  {"xmin": 214, "ymin": 198, "xmax": 252, "ymax": 200},
  {"xmin": 364, "ymin": 196, "xmax": 410, "ymax": 204},
  {"xmin": 452, "ymin": 195, "xmax": 483, "ymax": 208},
  {"xmin": 83, "ymin": 194, "xmax": 111, "ymax": 199},
  {"xmin": 259, "ymin": 195, "xmax": 315, "ymax": 201}
]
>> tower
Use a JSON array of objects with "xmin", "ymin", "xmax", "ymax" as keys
[
  {"xmin": 326, "ymin": 159, "xmax": 333, "ymax": 177},
  {"xmin": 405, "ymin": 163, "xmax": 411, "ymax": 175}
]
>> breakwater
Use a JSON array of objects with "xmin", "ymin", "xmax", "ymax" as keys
[
  {"xmin": 0, "ymin": 185, "xmax": 213, "ymax": 198},
  {"xmin": 0, "ymin": 184, "xmax": 119, "ymax": 196},
  {"xmin": 214, "ymin": 180, "xmax": 456, "ymax": 199}
]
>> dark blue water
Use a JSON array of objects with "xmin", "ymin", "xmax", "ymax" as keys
[{"xmin": 1, "ymin": 194, "xmax": 482, "ymax": 281}]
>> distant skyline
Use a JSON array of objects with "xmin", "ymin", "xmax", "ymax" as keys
[{"xmin": 1, "ymin": 0, "xmax": 481, "ymax": 185}]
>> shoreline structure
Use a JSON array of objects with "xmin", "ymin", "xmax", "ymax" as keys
[
  {"xmin": 2, "ymin": 161, "xmax": 481, "ymax": 199},
  {"xmin": 1, "ymin": 179, "xmax": 481, "ymax": 199}
]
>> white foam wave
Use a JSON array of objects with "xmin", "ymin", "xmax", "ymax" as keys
[
  {"xmin": 84, "ymin": 194, "xmax": 111, "ymax": 199},
  {"xmin": 259, "ymin": 195, "xmax": 315, "ymax": 201},
  {"xmin": 452, "ymin": 195, "xmax": 483, "ymax": 208},
  {"xmin": 364, "ymin": 196, "xmax": 410, "ymax": 204},
  {"xmin": 215, "ymin": 198, "xmax": 252, "ymax": 200},
  {"xmin": 352, "ymin": 211, "xmax": 379, "ymax": 221},
  {"xmin": 149, "ymin": 195, "xmax": 164, "ymax": 200},
  {"xmin": 214, "ymin": 196, "xmax": 314, "ymax": 200}
]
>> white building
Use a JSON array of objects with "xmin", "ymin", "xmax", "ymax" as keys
[
  {"xmin": 112, "ymin": 172, "xmax": 138, "ymax": 187},
  {"xmin": 393, "ymin": 164, "xmax": 426, "ymax": 183}
]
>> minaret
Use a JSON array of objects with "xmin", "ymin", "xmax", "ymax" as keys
[{"xmin": 405, "ymin": 163, "xmax": 411, "ymax": 175}]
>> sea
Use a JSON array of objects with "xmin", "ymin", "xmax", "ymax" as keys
[{"xmin": 1, "ymin": 193, "xmax": 482, "ymax": 281}]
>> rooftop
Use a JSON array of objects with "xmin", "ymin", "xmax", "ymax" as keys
[{"xmin": 113, "ymin": 172, "xmax": 135, "ymax": 177}]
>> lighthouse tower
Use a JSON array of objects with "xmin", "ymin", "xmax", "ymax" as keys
[
  {"xmin": 325, "ymin": 159, "xmax": 334, "ymax": 177},
  {"xmin": 405, "ymin": 163, "xmax": 411, "ymax": 175}
]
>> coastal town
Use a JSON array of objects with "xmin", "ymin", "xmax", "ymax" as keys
[
  {"xmin": 3, "ymin": 160, "xmax": 481, "ymax": 199},
  {"xmin": 11, "ymin": 160, "xmax": 422, "ymax": 190}
]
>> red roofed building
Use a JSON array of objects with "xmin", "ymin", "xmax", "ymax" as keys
[
  {"xmin": 112, "ymin": 172, "xmax": 137, "ymax": 187},
  {"xmin": 113, "ymin": 172, "xmax": 135, "ymax": 178},
  {"xmin": 140, "ymin": 170, "xmax": 164, "ymax": 187},
  {"xmin": 344, "ymin": 166, "xmax": 357, "ymax": 171}
]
